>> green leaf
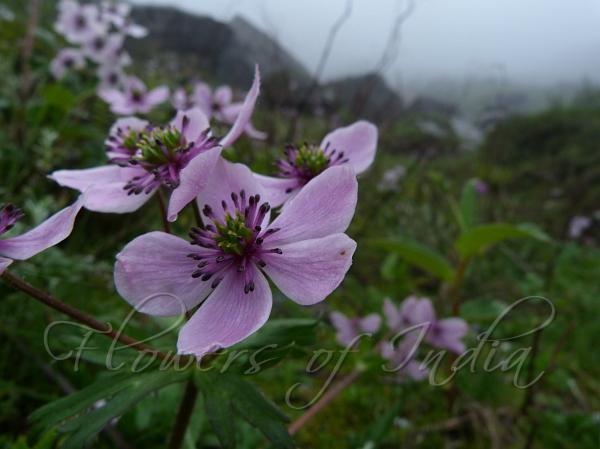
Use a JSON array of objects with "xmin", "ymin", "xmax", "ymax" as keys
[
  {"xmin": 196, "ymin": 372, "xmax": 294, "ymax": 449},
  {"xmin": 59, "ymin": 370, "xmax": 189, "ymax": 449},
  {"xmin": 455, "ymin": 223, "xmax": 551, "ymax": 258},
  {"xmin": 195, "ymin": 372, "xmax": 236, "ymax": 449},
  {"xmin": 369, "ymin": 239, "xmax": 455, "ymax": 281}
]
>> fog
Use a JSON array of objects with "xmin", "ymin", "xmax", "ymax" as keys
[{"xmin": 131, "ymin": 0, "xmax": 600, "ymax": 93}]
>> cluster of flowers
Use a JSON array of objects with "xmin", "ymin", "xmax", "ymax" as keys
[
  {"xmin": 331, "ymin": 296, "xmax": 468, "ymax": 381},
  {"xmin": 3, "ymin": 65, "xmax": 379, "ymax": 358},
  {"xmin": 51, "ymin": 0, "xmax": 167, "ymax": 115}
]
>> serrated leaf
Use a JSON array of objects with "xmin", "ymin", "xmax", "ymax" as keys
[
  {"xmin": 369, "ymin": 239, "xmax": 455, "ymax": 281},
  {"xmin": 455, "ymin": 223, "xmax": 550, "ymax": 258}
]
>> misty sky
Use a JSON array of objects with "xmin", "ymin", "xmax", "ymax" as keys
[{"xmin": 131, "ymin": 0, "xmax": 600, "ymax": 91}]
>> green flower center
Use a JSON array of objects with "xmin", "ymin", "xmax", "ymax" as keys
[
  {"xmin": 214, "ymin": 212, "xmax": 255, "ymax": 256},
  {"xmin": 135, "ymin": 127, "xmax": 185, "ymax": 165},
  {"xmin": 296, "ymin": 144, "xmax": 329, "ymax": 177}
]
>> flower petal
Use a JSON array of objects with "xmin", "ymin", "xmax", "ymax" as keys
[
  {"xmin": 0, "ymin": 257, "xmax": 13, "ymax": 274},
  {"xmin": 166, "ymin": 147, "xmax": 222, "ymax": 222},
  {"xmin": 383, "ymin": 298, "xmax": 403, "ymax": 331},
  {"xmin": 214, "ymin": 86, "xmax": 233, "ymax": 106},
  {"xmin": 219, "ymin": 65, "xmax": 260, "ymax": 148},
  {"xmin": 262, "ymin": 233, "xmax": 356, "ymax": 305},
  {"xmin": 177, "ymin": 265, "xmax": 272, "ymax": 358},
  {"xmin": 254, "ymin": 174, "xmax": 298, "ymax": 208},
  {"xmin": 330, "ymin": 311, "xmax": 357, "ymax": 346},
  {"xmin": 49, "ymin": 165, "xmax": 125, "ymax": 191},
  {"xmin": 146, "ymin": 85, "xmax": 169, "ymax": 107},
  {"xmin": 114, "ymin": 231, "xmax": 212, "ymax": 316},
  {"xmin": 400, "ymin": 296, "xmax": 435, "ymax": 327},
  {"xmin": 321, "ymin": 121, "xmax": 378, "ymax": 174},
  {"xmin": 0, "ymin": 196, "xmax": 84, "ymax": 260},
  {"xmin": 428, "ymin": 318, "xmax": 468, "ymax": 353},
  {"xmin": 265, "ymin": 165, "xmax": 358, "ymax": 246},
  {"xmin": 359, "ymin": 313, "xmax": 382, "ymax": 333},
  {"xmin": 195, "ymin": 158, "xmax": 267, "ymax": 224},
  {"xmin": 170, "ymin": 107, "xmax": 210, "ymax": 145},
  {"xmin": 192, "ymin": 83, "xmax": 213, "ymax": 117},
  {"xmin": 109, "ymin": 116, "xmax": 148, "ymax": 135}
]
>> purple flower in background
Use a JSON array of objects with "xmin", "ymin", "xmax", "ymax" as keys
[
  {"xmin": 99, "ymin": 76, "xmax": 169, "ymax": 115},
  {"xmin": 97, "ymin": 65, "xmax": 126, "ymax": 90},
  {"xmin": 55, "ymin": 0, "xmax": 106, "ymax": 44},
  {"xmin": 191, "ymin": 82, "xmax": 266, "ymax": 140},
  {"xmin": 50, "ymin": 48, "xmax": 86, "ymax": 79},
  {"xmin": 0, "ymin": 198, "xmax": 84, "ymax": 274},
  {"xmin": 114, "ymin": 160, "xmax": 358, "ymax": 358},
  {"xmin": 256, "ymin": 121, "xmax": 378, "ymax": 207},
  {"xmin": 384, "ymin": 297, "xmax": 468, "ymax": 354},
  {"xmin": 330, "ymin": 311, "xmax": 381, "ymax": 346},
  {"xmin": 380, "ymin": 338, "xmax": 429, "ymax": 381},
  {"xmin": 83, "ymin": 32, "xmax": 125, "ymax": 64},
  {"xmin": 99, "ymin": 1, "xmax": 148, "ymax": 38},
  {"xmin": 568, "ymin": 215, "xmax": 592, "ymax": 239},
  {"xmin": 50, "ymin": 68, "xmax": 262, "ymax": 222},
  {"xmin": 171, "ymin": 88, "xmax": 194, "ymax": 111}
]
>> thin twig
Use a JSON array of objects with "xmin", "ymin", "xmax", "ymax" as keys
[
  {"xmin": 1, "ymin": 270, "xmax": 176, "ymax": 362},
  {"xmin": 288, "ymin": 370, "xmax": 360, "ymax": 435},
  {"xmin": 167, "ymin": 380, "xmax": 199, "ymax": 449}
]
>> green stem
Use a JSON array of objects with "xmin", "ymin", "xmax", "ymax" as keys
[
  {"xmin": 168, "ymin": 379, "xmax": 199, "ymax": 449},
  {"xmin": 157, "ymin": 190, "xmax": 172, "ymax": 234}
]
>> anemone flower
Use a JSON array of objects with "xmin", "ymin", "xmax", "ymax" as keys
[
  {"xmin": 50, "ymin": 48, "xmax": 86, "ymax": 79},
  {"xmin": 330, "ymin": 311, "xmax": 381, "ymax": 346},
  {"xmin": 380, "ymin": 338, "xmax": 428, "ymax": 381},
  {"xmin": 0, "ymin": 197, "xmax": 84, "ymax": 274},
  {"xmin": 55, "ymin": 0, "xmax": 106, "ymax": 44},
  {"xmin": 114, "ymin": 160, "xmax": 358, "ymax": 358},
  {"xmin": 98, "ymin": 76, "xmax": 169, "ymax": 115},
  {"xmin": 193, "ymin": 83, "xmax": 266, "ymax": 140},
  {"xmin": 96, "ymin": 64, "xmax": 126, "ymax": 90},
  {"xmin": 83, "ymin": 32, "xmax": 125, "ymax": 64},
  {"xmin": 50, "ymin": 68, "xmax": 261, "ymax": 222},
  {"xmin": 255, "ymin": 121, "xmax": 378, "ymax": 207},
  {"xmin": 384, "ymin": 297, "xmax": 468, "ymax": 354}
]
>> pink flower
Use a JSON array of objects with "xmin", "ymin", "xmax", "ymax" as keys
[
  {"xmin": 114, "ymin": 160, "xmax": 358, "ymax": 358},
  {"xmin": 83, "ymin": 32, "xmax": 125, "ymax": 64},
  {"xmin": 384, "ymin": 297, "xmax": 468, "ymax": 354},
  {"xmin": 50, "ymin": 68, "xmax": 262, "ymax": 222},
  {"xmin": 96, "ymin": 64, "xmax": 126, "ymax": 90},
  {"xmin": 0, "ymin": 198, "xmax": 84, "ymax": 274},
  {"xmin": 55, "ymin": 0, "xmax": 106, "ymax": 44},
  {"xmin": 330, "ymin": 311, "xmax": 381, "ymax": 346},
  {"xmin": 99, "ymin": 76, "xmax": 169, "ymax": 115},
  {"xmin": 256, "ymin": 121, "xmax": 378, "ymax": 207},
  {"xmin": 380, "ymin": 338, "xmax": 429, "ymax": 381},
  {"xmin": 50, "ymin": 48, "xmax": 86, "ymax": 79},
  {"xmin": 568, "ymin": 215, "xmax": 592, "ymax": 239}
]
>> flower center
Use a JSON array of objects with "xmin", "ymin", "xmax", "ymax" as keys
[
  {"xmin": 276, "ymin": 143, "xmax": 349, "ymax": 188},
  {"xmin": 187, "ymin": 191, "xmax": 282, "ymax": 293},
  {"xmin": 75, "ymin": 14, "xmax": 87, "ymax": 30},
  {"xmin": 0, "ymin": 204, "xmax": 24, "ymax": 236},
  {"xmin": 131, "ymin": 89, "xmax": 144, "ymax": 103}
]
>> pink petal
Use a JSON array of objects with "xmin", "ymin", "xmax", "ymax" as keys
[
  {"xmin": 146, "ymin": 85, "xmax": 169, "ymax": 107},
  {"xmin": 320, "ymin": 121, "xmax": 378, "ymax": 174},
  {"xmin": 214, "ymin": 85, "xmax": 233, "ymax": 106},
  {"xmin": 261, "ymin": 233, "xmax": 356, "ymax": 305},
  {"xmin": 400, "ymin": 296, "xmax": 435, "ymax": 327},
  {"xmin": 195, "ymin": 158, "xmax": 267, "ymax": 224},
  {"xmin": 177, "ymin": 265, "xmax": 272, "ymax": 358},
  {"xmin": 330, "ymin": 311, "xmax": 358, "ymax": 346},
  {"xmin": 219, "ymin": 65, "xmax": 261, "ymax": 148},
  {"xmin": 359, "ymin": 313, "xmax": 381, "ymax": 333},
  {"xmin": 81, "ymin": 181, "xmax": 156, "ymax": 214},
  {"xmin": 170, "ymin": 107, "xmax": 210, "ymax": 144},
  {"xmin": 109, "ymin": 117, "xmax": 148, "ymax": 135},
  {"xmin": 428, "ymin": 318, "xmax": 468, "ymax": 354},
  {"xmin": 114, "ymin": 232, "xmax": 212, "ymax": 316},
  {"xmin": 264, "ymin": 165, "xmax": 358, "ymax": 247},
  {"xmin": 0, "ymin": 196, "xmax": 84, "ymax": 260},
  {"xmin": 166, "ymin": 147, "xmax": 222, "ymax": 222},
  {"xmin": 191, "ymin": 82, "xmax": 213, "ymax": 117},
  {"xmin": 49, "ymin": 165, "xmax": 125, "ymax": 191},
  {"xmin": 383, "ymin": 298, "xmax": 403, "ymax": 331},
  {"xmin": 0, "ymin": 257, "xmax": 13, "ymax": 274},
  {"xmin": 253, "ymin": 174, "xmax": 298, "ymax": 208}
]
